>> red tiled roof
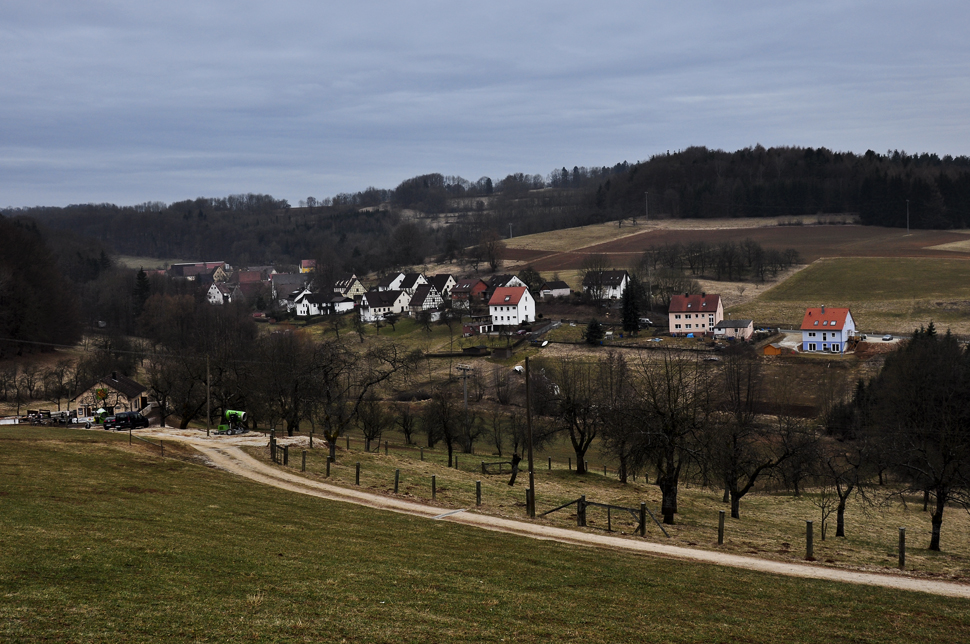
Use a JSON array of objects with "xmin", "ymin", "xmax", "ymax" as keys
[
  {"xmin": 668, "ymin": 294, "xmax": 721, "ymax": 313},
  {"xmin": 800, "ymin": 307, "xmax": 851, "ymax": 331},
  {"xmin": 488, "ymin": 286, "xmax": 528, "ymax": 306}
]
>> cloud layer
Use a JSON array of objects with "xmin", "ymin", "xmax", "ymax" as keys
[{"xmin": 3, "ymin": 1, "xmax": 968, "ymax": 207}]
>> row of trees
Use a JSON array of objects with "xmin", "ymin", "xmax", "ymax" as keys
[{"xmin": 640, "ymin": 239, "xmax": 801, "ymax": 282}]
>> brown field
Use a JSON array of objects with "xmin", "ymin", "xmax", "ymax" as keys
[{"xmin": 504, "ymin": 223, "xmax": 970, "ymax": 272}]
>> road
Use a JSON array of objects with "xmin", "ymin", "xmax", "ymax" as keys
[{"xmin": 141, "ymin": 427, "xmax": 970, "ymax": 599}]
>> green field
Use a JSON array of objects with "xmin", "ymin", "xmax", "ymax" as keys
[
  {"xmin": 3, "ymin": 427, "xmax": 970, "ymax": 643},
  {"xmin": 730, "ymin": 258, "xmax": 970, "ymax": 334}
]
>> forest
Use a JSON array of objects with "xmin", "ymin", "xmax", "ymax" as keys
[{"xmin": 3, "ymin": 146, "xmax": 969, "ymax": 281}]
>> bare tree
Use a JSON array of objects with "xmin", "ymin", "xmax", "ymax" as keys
[
  {"xmin": 395, "ymin": 403, "xmax": 417, "ymax": 445},
  {"xmin": 357, "ymin": 395, "xmax": 391, "ymax": 452}
]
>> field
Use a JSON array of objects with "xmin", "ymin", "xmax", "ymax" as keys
[
  {"xmin": 502, "ymin": 221, "xmax": 970, "ymax": 272},
  {"xmin": 729, "ymin": 258, "xmax": 970, "ymax": 335},
  {"xmin": 3, "ymin": 427, "xmax": 970, "ymax": 643}
]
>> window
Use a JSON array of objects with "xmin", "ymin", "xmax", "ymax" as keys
[
  {"xmin": 831, "ymin": 345, "xmax": 840, "ymax": 353},
  {"xmin": 675, "ymin": 314, "xmax": 681, "ymax": 319},
  {"xmin": 686, "ymin": 324, "xmax": 692, "ymax": 329},
  {"xmin": 814, "ymin": 321, "xmax": 818, "ymax": 326},
  {"xmin": 675, "ymin": 324, "xmax": 681, "ymax": 329},
  {"xmin": 808, "ymin": 343, "xmax": 817, "ymax": 351},
  {"xmin": 823, "ymin": 321, "xmax": 828, "ymax": 326}
]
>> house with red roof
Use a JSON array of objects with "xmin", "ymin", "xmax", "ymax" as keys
[
  {"xmin": 800, "ymin": 306, "xmax": 856, "ymax": 353},
  {"xmin": 488, "ymin": 286, "xmax": 535, "ymax": 326},
  {"xmin": 667, "ymin": 293, "xmax": 723, "ymax": 336}
]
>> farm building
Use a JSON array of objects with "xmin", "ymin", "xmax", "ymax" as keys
[
  {"xmin": 668, "ymin": 294, "xmax": 723, "ymax": 337},
  {"xmin": 800, "ymin": 306, "xmax": 856, "ymax": 353},
  {"xmin": 540, "ymin": 280, "xmax": 571, "ymax": 299}
]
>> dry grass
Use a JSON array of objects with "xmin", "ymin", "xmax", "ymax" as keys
[
  {"xmin": 250, "ymin": 430, "xmax": 970, "ymax": 582},
  {"xmin": 729, "ymin": 257, "xmax": 970, "ymax": 335}
]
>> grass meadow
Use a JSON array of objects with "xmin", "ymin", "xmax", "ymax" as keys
[
  {"xmin": 729, "ymin": 258, "xmax": 970, "ymax": 334},
  {"xmin": 3, "ymin": 427, "xmax": 970, "ymax": 643}
]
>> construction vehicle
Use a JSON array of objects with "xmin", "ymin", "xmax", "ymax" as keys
[{"xmin": 215, "ymin": 409, "xmax": 249, "ymax": 436}]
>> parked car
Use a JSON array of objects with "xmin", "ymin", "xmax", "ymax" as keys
[
  {"xmin": 105, "ymin": 411, "xmax": 150, "ymax": 430},
  {"xmin": 882, "ymin": 334, "xmax": 894, "ymax": 342}
]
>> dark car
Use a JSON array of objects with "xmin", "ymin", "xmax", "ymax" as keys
[{"xmin": 105, "ymin": 411, "xmax": 150, "ymax": 430}]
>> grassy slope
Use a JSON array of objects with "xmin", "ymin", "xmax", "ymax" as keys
[
  {"xmin": 2, "ymin": 428, "xmax": 969, "ymax": 643},
  {"xmin": 729, "ymin": 258, "xmax": 970, "ymax": 334}
]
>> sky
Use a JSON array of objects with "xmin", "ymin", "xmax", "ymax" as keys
[{"xmin": 2, "ymin": 1, "xmax": 969, "ymax": 208}]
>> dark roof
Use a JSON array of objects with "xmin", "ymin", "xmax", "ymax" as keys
[
  {"xmin": 430, "ymin": 274, "xmax": 454, "ymax": 293},
  {"xmin": 487, "ymin": 274, "xmax": 516, "ymax": 288},
  {"xmin": 411, "ymin": 284, "xmax": 440, "ymax": 306},
  {"xmin": 399, "ymin": 273, "xmax": 425, "ymax": 290},
  {"xmin": 75, "ymin": 373, "xmax": 146, "ymax": 401},
  {"xmin": 376, "ymin": 272, "xmax": 404, "ymax": 289},
  {"xmin": 542, "ymin": 280, "xmax": 570, "ymax": 291},
  {"xmin": 305, "ymin": 293, "xmax": 352, "ymax": 305},
  {"xmin": 452, "ymin": 278, "xmax": 487, "ymax": 294},
  {"xmin": 582, "ymin": 270, "xmax": 628, "ymax": 287},
  {"xmin": 365, "ymin": 290, "xmax": 406, "ymax": 307}
]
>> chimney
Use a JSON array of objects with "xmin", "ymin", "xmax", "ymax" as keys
[
  {"xmin": 111, "ymin": 371, "xmax": 118, "ymax": 381},
  {"xmin": 821, "ymin": 305, "xmax": 826, "ymax": 314}
]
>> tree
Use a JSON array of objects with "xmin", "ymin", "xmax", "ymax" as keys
[
  {"xmin": 629, "ymin": 349, "xmax": 712, "ymax": 524},
  {"xmin": 133, "ymin": 268, "xmax": 151, "ymax": 317},
  {"xmin": 864, "ymin": 324, "xmax": 970, "ymax": 550},
  {"xmin": 517, "ymin": 265, "xmax": 543, "ymax": 296},
  {"xmin": 423, "ymin": 390, "xmax": 463, "ymax": 467},
  {"xmin": 621, "ymin": 274, "xmax": 642, "ymax": 335},
  {"xmin": 584, "ymin": 319, "xmax": 605, "ymax": 345},
  {"xmin": 580, "ymin": 254, "xmax": 611, "ymax": 301},
  {"xmin": 705, "ymin": 353, "xmax": 803, "ymax": 518},
  {"xmin": 357, "ymin": 395, "xmax": 391, "ymax": 452},
  {"xmin": 547, "ymin": 357, "xmax": 608, "ymax": 475},
  {"xmin": 395, "ymin": 403, "xmax": 417, "ymax": 445}
]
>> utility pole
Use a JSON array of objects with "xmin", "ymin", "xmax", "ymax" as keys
[
  {"xmin": 457, "ymin": 364, "xmax": 472, "ymax": 444},
  {"xmin": 509, "ymin": 223, "xmax": 513, "ymax": 239},
  {"xmin": 206, "ymin": 354, "xmax": 210, "ymax": 437},
  {"xmin": 525, "ymin": 357, "xmax": 535, "ymax": 518},
  {"xmin": 906, "ymin": 199, "xmax": 910, "ymax": 233}
]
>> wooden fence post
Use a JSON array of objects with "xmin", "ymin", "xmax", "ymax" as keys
[
  {"xmin": 283, "ymin": 445, "xmax": 289, "ymax": 466},
  {"xmin": 639, "ymin": 502, "xmax": 646, "ymax": 537},
  {"xmin": 718, "ymin": 510, "xmax": 725, "ymax": 545},
  {"xmin": 432, "ymin": 475, "xmax": 437, "ymax": 501},
  {"xmin": 481, "ymin": 461, "xmax": 486, "ymax": 474},
  {"xmin": 604, "ymin": 465, "xmax": 607, "ymax": 476},
  {"xmin": 899, "ymin": 527, "xmax": 906, "ymax": 570},
  {"xmin": 129, "ymin": 429, "xmax": 132, "ymax": 445},
  {"xmin": 394, "ymin": 469, "xmax": 400, "ymax": 494},
  {"xmin": 568, "ymin": 457, "xmax": 572, "ymax": 470},
  {"xmin": 355, "ymin": 462, "xmax": 360, "ymax": 485},
  {"xmin": 806, "ymin": 521, "xmax": 814, "ymax": 560},
  {"xmin": 455, "ymin": 457, "xmax": 459, "ymax": 470},
  {"xmin": 326, "ymin": 458, "xmax": 331, "ymax": 477},
  {"xmin": 384, "ymin": 440, "xmax": 388, "ymax": 456},
  {"xmin": 346, "ymin": 436, "xmax": 350, "ymax": 450},
  {"xmin": 548, "ymin": 457, "xmax": 552, "ymax": 471},
  {"xmin": 476, "ymin": 481, "xmax": 482, "ymax": 506},
  {"xmin": 420, "ymin": 447, "xmax": 424, "ymax": 461},
  {"xmin": 578, "ymin": 495, "xmax": 586, "ymax": 527},
  {"xmin": 309, "ymin": 432, "xmax": 313, "ymax": 449},
  {"xmin": 302, "ymin": 450, "xmax": 306, "ymax": 472}
]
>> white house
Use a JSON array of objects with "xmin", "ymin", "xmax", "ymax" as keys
[
  {"xmin": 540, "ymin": 280, "xmax": 571, "ymax": 299},
  {"xmin": 668, "ymin": 293, "xmax": 723, "ymax": 336},
  {"xmin": 800, "ymin": 306, "xmax": 856, "ymax": 353},
  {"xmin": 409, "ymin": 284, "xmax": 443, "ymax": 313},
  {"xmin": 375, "ymin": 272, "xmax": 406, "ymax": 291},
  {"xmin": 296, "ymin": 293, "xmax": 355, "ymax": 317},
  {"xmin": 430, "ymin": 274, "xmax": 457, "ymax": 299},
  {"xmin": 333, "ymin": 274, "xmax": 367, "ymax": 299},
  {"xmin": 713, "ymin": 319, "xmax": 754, "ymax": 341},
  {"xmin": 488, "ymin": 286, "xmax": 535, "ymax": 326},
  {"xmin": 582, "ymin": 270, "xmax": 628, "ymax": 299},
  {"xmin": 360, "ymin": 290, "xmax": 411, "ymax": 322},
  {"xmin": 399, "ymin": 273, "xmax": 428, "ymax": 296},
  {"xmin": 207, "ymin": 283, "xmax": 240, "ymax": 305}
]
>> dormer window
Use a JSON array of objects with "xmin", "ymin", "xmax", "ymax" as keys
[
  {"xmin": 814, "ymin": 321, "xmax": 818, "ymax": 326},
  {"xmin": 505, "ymin": 296, "xmax": 511, "ymax": 302},
  {"xmin": 823, "ymin": 321, "xmax": 828, "ymax": 326}
]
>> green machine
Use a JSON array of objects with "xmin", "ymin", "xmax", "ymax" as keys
[{"xmin": 216, "ymin": 409, "xmax": 248, "ymax": 435}]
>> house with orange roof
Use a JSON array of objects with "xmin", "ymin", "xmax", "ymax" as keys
[
  {"xmin": 668, "ymin": 293, "xmax": 723, "ymax": 336},
  {"xmin": 488, "ymin": 286, "xmax": 535, "ymax": 326},
  {"xmin": 800, "ymin": 306, "xmax": 856, "ymax": 353}
]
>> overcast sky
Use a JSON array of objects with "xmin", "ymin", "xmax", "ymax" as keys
[{"xmin": 2, "ymin": 1, "xmax": 969, "ymax": 208}]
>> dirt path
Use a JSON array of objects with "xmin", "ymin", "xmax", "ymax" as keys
[{"xmin": 144, "ymin": 428, "xmax": 970, "ymax": 599}]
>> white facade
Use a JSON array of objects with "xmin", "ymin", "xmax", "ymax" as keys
[
  {"xmin": 488, "ymin": 287, "xmax": 535, "ymax": 326},
  {"xmin": 360, "ymin": 290, "xmax": 411, "ymax": 322}
]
